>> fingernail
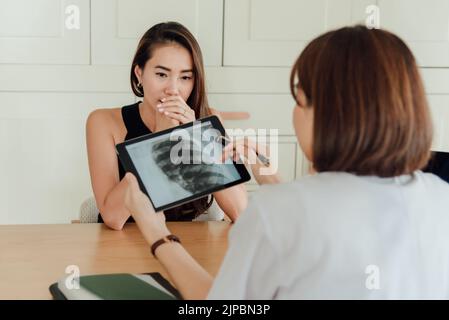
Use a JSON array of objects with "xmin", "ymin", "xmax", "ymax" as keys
[
  {"xmin": 161, "ymin": 98, "xmax": 165, "ymax": 102},
  {"xmin": 157, "ymin": 104, "xmax": 161, "ymax": 108},
  {"xmin": 164, "ymin": 111, "xmax": 169, "ymax": 115},
  {"xmin": 158, "ymin": 108, "xmax": 164, "ymax": 113}
]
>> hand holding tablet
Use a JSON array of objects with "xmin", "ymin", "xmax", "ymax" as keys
[{"xmin": 116, "ymin": 116, "xmax": 251, "ymax": 212}]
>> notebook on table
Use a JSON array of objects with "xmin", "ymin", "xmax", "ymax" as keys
[{"xmin": 49, "ymin": 272, "xmax": 181, "ymax": 300}]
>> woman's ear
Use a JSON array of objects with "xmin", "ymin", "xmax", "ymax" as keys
[
  {"xmin": 296, "ymin": 88, "xmax": 309, "ymax": 108},
  {"xmin": 134, "ymin": 65, "xmax": 142, "ymax": 83}
]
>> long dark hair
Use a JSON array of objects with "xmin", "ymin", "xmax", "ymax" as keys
[{"xmin": 130, "ymin": 22, "xmax": 213, "ymax": 219}]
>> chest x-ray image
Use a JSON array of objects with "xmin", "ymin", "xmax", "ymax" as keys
[{"xmin": 125, "ymin": 121, "xmax": 242, "ymax": 208}]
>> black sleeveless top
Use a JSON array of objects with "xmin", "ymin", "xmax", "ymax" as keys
[{"xmin": 98, "ymin": 102, "xmax": 205, "ymax": 223}]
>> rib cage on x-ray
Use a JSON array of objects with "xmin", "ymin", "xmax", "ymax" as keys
[{"xmin": 151, "ymin": 138, "xmax": 228, "ymax": 194}]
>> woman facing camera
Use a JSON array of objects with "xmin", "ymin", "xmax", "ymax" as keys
[
  {"xmin": 86, "ymin": 22, "xmax": 247, "ymax": 230},
  {"xmin": 123, "ymin": 25, "xmax": 449, "ymax": 299}
]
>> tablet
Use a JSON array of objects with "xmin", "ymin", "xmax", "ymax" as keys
[{"xmin": 116, "ymin": 115, "xmax": 251, "ymax": 212}]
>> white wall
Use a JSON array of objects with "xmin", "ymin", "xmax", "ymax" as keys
[{"xmin": 1, "ymin": 0, "xmax": 448, "ymax": 224}]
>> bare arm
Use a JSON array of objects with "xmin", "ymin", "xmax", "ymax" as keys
[
  {"xmin": 213, "ymin": 184, "xmax": 247, "ymax": 222},
  {"xmin": 86, "ymin": 109, "xmax": 130, "ymax": 230},
  {"xmin": 140, "ymin": 222, "xmax": 213, "ymax": 299},
  {"xmin": 155, "ymin": 242, "xmax": 213, "ymax": 299},
  {"xmin": 124, "ymin": 173, "xmax": 213, "ymax": 299}
]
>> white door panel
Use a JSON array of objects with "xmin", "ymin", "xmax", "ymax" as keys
[
  {"xmin": 379, "ymin": 0, "xmax": 449, "ymax": 67},
  {"xmin": 91, "ymin": 0, "xmax": 223, "ymax": 66},
  {"xmin": 428, "ymin": 95, "xmax": 449, "ymax": 152},
  {"xmin": 208, "ymin": 94, "xmax": 295, "ymax": 135},
  {"xmin": 244, "ymin": 141, "xmax": 297, "ymax": 188},
  {"xmin": 0, "ymin": 92, "xmax": 134, "ymax": 224},
  {"xmin": 224, "ymin": 0, "xmax": 371, "ymax": 66},
  {"xmin": 0, "ymin": 0, "xmax": 90, "ymax": 64}
]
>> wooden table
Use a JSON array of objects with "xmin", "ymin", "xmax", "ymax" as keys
[{"xmin": 0, "ymin": 222, "xmax": 230, "ymax": 299}]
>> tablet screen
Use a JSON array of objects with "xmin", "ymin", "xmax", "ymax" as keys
[{"xmin": 121, "ymin": 119, "xmax": 246, "ymax": 210}]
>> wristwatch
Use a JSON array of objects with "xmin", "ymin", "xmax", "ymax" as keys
[{"xmin": 150, "ymin": 234, "xmax": 181, "ymax": 257}]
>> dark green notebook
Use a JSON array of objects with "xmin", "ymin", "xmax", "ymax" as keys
[
  {"xmin": 49, "ymin": 272, "xmax": 181, "ymax": 300},
  {"xmin": 81, "ymin": 274, "xmax": 174, "ymax": 300}
]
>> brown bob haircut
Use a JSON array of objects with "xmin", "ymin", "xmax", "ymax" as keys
[
  {"xmin": 290, "ymin": 25, "xmax": 433, "ymax": 177},
  {"xmin": 130, "ymin": 21, "xmax": 211, "ymax": 119},
  {"xmin": 130, "ymin": 22, "xmax": 213, "ymax": 219}
]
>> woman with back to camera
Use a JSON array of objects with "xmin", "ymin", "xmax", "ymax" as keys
[
  {"xmin": 86, "ymin": 22, "xmax": 247, "ymax": 230},
  {"xmin": 123, "ymin": 25, "xmax": 449, "ymax": 299}
]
